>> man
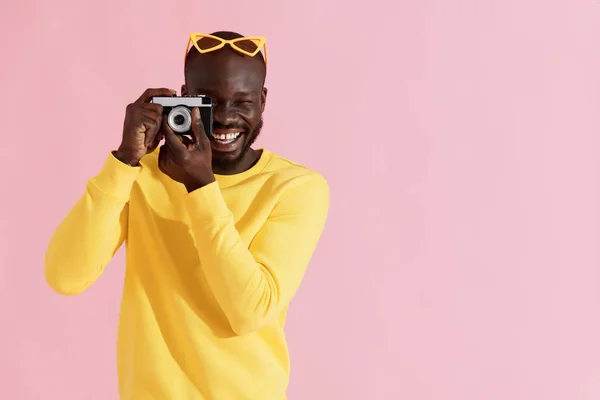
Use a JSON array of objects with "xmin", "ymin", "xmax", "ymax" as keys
[{"xmin": 45, "ymin": 31, "xmax": 329, "ymax": 399}]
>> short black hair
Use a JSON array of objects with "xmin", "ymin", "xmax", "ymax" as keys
[{"xmin": 184, "ymin": 30, "xmax": 267, "ymax": 82}]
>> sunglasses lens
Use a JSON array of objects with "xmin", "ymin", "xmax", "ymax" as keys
[
  {"xmin": 233, "ymin": 38, "xmax": 263, "ymax": 54},
  {"xmin": 194, "ymin": 36, "xmax": 222, "ymax": 51}
]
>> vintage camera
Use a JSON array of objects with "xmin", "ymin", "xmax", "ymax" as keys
[{"xmin": 151, "ymin": 95, "xmax": 213, "ymax": 137}]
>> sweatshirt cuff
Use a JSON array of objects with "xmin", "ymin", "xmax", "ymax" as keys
[
  {"xmin": 89, "ymin": 151, "xmax": 141, "ymax": 200},
  {"xmin": 184, "ymin": 181, "xmax": 231, "ymax": 221}
]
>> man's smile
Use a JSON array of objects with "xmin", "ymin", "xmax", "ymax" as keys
[{"xmin": 210, "ymin": 129, "xmax": 245, "ymax": 152}]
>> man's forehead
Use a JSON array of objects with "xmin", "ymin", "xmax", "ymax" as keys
[
  {"xmin": 185, "ymin": 50, "xmax": 264, "ymax": 87},
  {"xmin": 187, "ymin": 69, "xmax": 262, "ymax": 93}
]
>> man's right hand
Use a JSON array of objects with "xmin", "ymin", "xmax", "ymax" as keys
[{"xmin": 115, "ymin": 88, "xmax": 177, "ymax": 166}]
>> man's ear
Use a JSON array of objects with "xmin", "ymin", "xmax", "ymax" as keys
[
  {"xmin": 261, "ymin": 87, "xmax": 268, "ymax": 112},
  {"xmin": 181, "ymin": 84, "xmax": 187, "ymax": 96}
]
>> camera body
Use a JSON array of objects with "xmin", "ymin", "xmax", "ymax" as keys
[{"xmin": 151, "ymin": 95, "xmax": 213, "ymax": 137}]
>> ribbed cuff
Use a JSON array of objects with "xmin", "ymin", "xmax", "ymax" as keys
[
  {"xmin": 88, "ymin": 151, "xmax": 141, "ymax": 201},
  {"xmin": 184, "ymin": 181, "xmax": 231, "ymax": 221}
]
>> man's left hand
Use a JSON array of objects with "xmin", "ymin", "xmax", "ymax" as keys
[{"xmin": 158, "ymin": 107, "xmax": 215, "ymax": 192}]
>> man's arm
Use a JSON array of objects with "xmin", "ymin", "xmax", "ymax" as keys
[
  {"xmin": 45, "ymin": 88, "xmax": 174, "ymax": 295},
  {"xmin": 184, "ymin": 172, "xmax": 330, "ymax": 335},
  {"xmin": 44, "ymin": 152, "xmax": 140, "ymax": 295}
]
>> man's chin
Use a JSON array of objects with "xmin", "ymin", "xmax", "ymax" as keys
[
  {"xmin": 213, "ymin": 151, "xmax": 242, "ymax": 164},
  {"xmin": 211, "ymin": 145, "xmax": 248, "ymax": 172}
]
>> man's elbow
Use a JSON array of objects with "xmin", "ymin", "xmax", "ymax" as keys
[
  {"xmin": 45, "ymin": 272, "xmax": 86, "ymax": 296},
  {"xmin": 44, "ymin": 268, "xmax": 90, "ymax": 296},
  {"xmin": 229, "ymin": 317, "xmax": 263, "ymax": 336},
  {"xmin": 44, "ymin": 257, "xmax": 94, "ymax": 296},
  {"xmin": 228, "ymin": 311, "xmax": 278, "ymax": 336}
]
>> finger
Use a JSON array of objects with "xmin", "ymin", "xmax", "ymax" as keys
[
  {"xmin": 190, "ymin": 108, "xmax": 211, "ymax": 148},
  {"xmin": 138, "ymin": 102, "xmax": 164, "ymax": 114},
  {"xmin": 180, "ymin": 134, "xmax": 196, "ymax": 150},
  {"xmin": 138, "ymin": 113, "xmax": 162, "ymax": 147},
  {"xmin": 148, "ymin": 131, "xmax": 164, "ymax": 153},
  {"xmin": 135, "ymin": 88, "xmax": 176, "ymax": 104},
  {"xmin": 139, "ymin": 108, "xmax": 162, "ymax": 126},
  {"xmin": 138, "ymin": 109, "xmax": 162, "ymax": 123},
  {"xmin": 161, "ymin": 118, "xmax": 187, "ymax": 157},
  {"xmin": 158, "ymin": 143, "xmax": 169, "ymax": 174}
]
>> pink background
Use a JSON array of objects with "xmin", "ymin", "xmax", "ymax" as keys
[{"xmin": 1, "ymin": 0, "xmax": 600, "ymax": 399}]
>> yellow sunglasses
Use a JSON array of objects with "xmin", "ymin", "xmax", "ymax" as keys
[{"xmin": 185, "ymin": 33, "xmax": 268, "ymax": 67}]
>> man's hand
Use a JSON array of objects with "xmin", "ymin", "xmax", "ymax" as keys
[
  {"xmin": 158, "ymin": 107, "xmax": 215, "ymax": 192},
  {"xmin": 116, "ymin": 88, "xmax": 176, "ymax": 166}
]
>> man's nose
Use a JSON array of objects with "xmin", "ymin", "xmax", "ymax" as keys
[{"xmin": 213, "ymin": 103, "xmax": 237, "ymax": 126}]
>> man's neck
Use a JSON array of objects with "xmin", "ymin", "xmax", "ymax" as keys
[{"xmin": 213, "ymin": 148, "xmax": 262, "ymax": 175}]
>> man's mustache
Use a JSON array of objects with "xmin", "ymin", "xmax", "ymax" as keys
[{"xmin": 212, "ymin": 122, "xmax": 250, "ymax": 131}]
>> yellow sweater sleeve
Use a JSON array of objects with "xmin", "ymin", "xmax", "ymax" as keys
[
  {"xmin": 184, "ymin": 173, "xmax": 330, "ymax": 335},
  {"xmin": 45, "ymin": 152, "xmax": 140, "ymax": 295}
]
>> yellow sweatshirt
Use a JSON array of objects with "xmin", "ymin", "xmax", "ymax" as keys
[{"xmin": 44, "ymin": 148, "xmax": 329, "ymax": 400}]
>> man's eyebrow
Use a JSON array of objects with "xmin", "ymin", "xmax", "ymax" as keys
[{"xmin": 233, "ymin": 90, "xmax": 259, "ymax": 96}]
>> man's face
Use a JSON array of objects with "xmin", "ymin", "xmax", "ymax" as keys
[{"xmin": 183, "ymin": 50, "xmax": 267, "ymax": 172}]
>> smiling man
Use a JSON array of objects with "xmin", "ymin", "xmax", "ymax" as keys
[{"xmin": 44, "ymin": 31, "xmax": 329, "ymax": 399}]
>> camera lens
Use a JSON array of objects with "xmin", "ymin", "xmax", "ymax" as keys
[
  {"xmin": 167, "ymin": 106, "xmax": 192, "ymax": 133},
  {"xmin": 173, "ymin": 115, "xmax": 185, "ymax": 126}
]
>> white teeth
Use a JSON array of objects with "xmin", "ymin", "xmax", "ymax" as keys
[{"xmin": 212, "ymin": 132, "xmax": 241, "ymax": 141}]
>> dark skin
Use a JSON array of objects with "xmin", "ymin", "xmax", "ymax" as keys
[{"xmin": 116, "ymin": 46, "xmax": 267, "ymax": 192}]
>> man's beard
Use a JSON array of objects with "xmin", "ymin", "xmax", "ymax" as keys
[
  {"xmin": 244, "ymin": 118, "xmax": 263, "ymax": 149},
  {"xmin": 211, "ymin": 118, "xmax": 264, "ymax": 171}
]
